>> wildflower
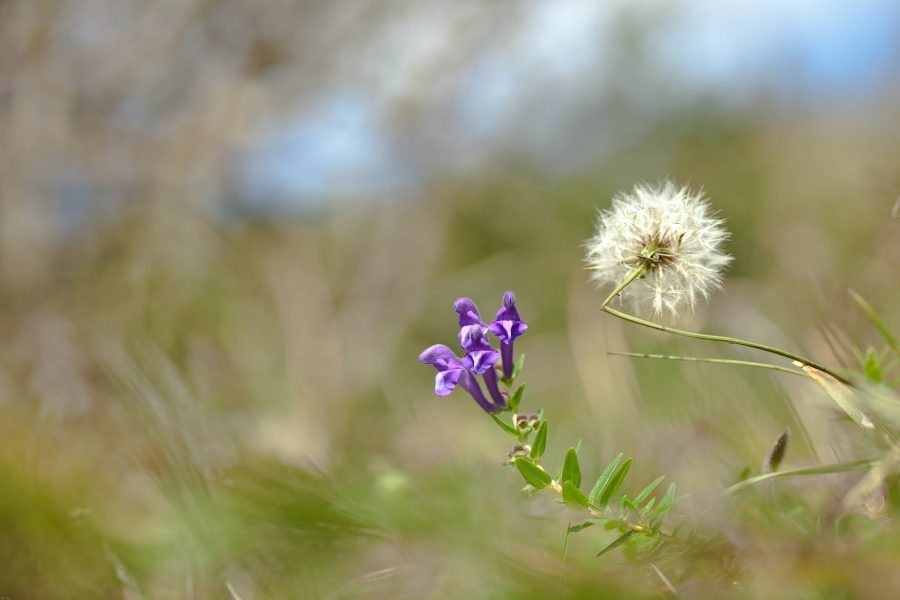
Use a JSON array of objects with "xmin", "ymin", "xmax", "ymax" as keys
[
  {"xmin": 584, "ymin": 180, "xmax": 732, "ymax": 318},
  {"xmin": 453, "ymin": 297, "xmax": 508, "ymax": 407},
  {"xmin": 460, "ymin": 327, "xmax": 499, "ymax": 375},
  {"xmin": 455, "ymin": 297, "xmax": 487, "ymax": 345},
  {"xmin": 419, "ymin": 345, "xmax": 498, "ymax": 413},
  {"xmin": 489, "ymin": 292, "xmax": 528, "ymax": 380},
  {"xmin": 459, "ymin": 317, "xmax": 507, "ymax": 408}
]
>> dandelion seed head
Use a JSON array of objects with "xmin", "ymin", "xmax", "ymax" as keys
[{"xmin": 584, "ymin": 180, "xmax": 732, "ymax": 319}]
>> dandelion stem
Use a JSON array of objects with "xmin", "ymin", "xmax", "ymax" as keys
[
  {"xmin": 606, "ymin": 351, "xmax": 811, "ymax": 378},
  {"xmin": 602, "ymin": 305, "xmax": 853, "ymax": 385},
  {"xmin": 601, "ymin": 263, "xmax": 649, "ymax": 308}
]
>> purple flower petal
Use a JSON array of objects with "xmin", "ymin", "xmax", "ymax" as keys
[
  {"xmin": 419, "ymin": 343, "xmax": 497, "ymax": 412},
  {"xmin": 419, "ymin": 344, "xmax": 464, "ymax": 369},
  {"xmin": 488, "ymin": 291, "xmax": 528, "ymax": 344},
  {"xmin": 435, "ymin": 369, "xmax": 462, "ymax": 396},
  {"xmin": 454, "ymin": 298, "xmax": 485, "ymax": 328},
  {"xmin": 455, "ymin": 297, "xmax": 488, "ymax": 346},
  {"xmin": 459, "ymin": 327, "xmax": 500, "ymax": 375}
]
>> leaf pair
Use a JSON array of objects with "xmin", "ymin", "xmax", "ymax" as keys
[{"xmin": 588, "ymin": 454, "xmax": 634, "ymax": 508}]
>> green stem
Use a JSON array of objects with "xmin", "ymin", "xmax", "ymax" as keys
[
  {"xmin": 606, "ymin": 351, "xmax": 811, "ymax": 378},
  {"xmin": 602, "ymin": 263, "xmax": 649, "ymax": 307},
  {"xmin": 601, "ymin": 305, "xmax": 852, "ymax": 386},
  {"xmin": 722, "ymin": 457, "xmax": 878, "ymax": 495}
]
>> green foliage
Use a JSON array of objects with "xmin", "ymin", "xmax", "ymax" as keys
[
  {"xmin": 512, "ymin": 354, "xmax": 526, "ymax": 380},
  {"xmin": 491, "ymin": 413, "xmax": 521, "ymax": 438},
  {"xmin": 562, "ymin": 447, "xmax": 582, "ymax": 489},
  {"xmin": 596, "ymin": 530, "xmax": 637, "ymax": 557},
  {"xmin": 530, "ymin": 419, "xmax": 548, "ymax": 459},
  {"xmin": 864, "ymin": 348, "xmax": 884, "ymax": 383},
  {"xmin": 589, "ymin": 454, "xmax": 623, "ymax": 503},
  {"xmin": 850, "ymin": 289, "xmax": 900, "ymax": 361},
  {"xmin": 598, "ymin": 458, "xmax": 633, "ymax": 507},
  {"xmin": 516, "ymin": 459, "xmax": 552, "ymax": 489},
  {"xmin": 508, "ymin": 382, "xmax": 527, "ymax": 412},
  {"xmin": 634, "ymin": 475, "xmax": 665, "ymax": 505},
  {"xmin": 562, "ymin": 480, "xmax": 591, "ymax": 511}
]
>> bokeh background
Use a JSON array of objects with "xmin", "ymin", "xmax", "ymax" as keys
[{"xmin": 2, "ymin": 1, "xmax": 900, "ymax": 598}]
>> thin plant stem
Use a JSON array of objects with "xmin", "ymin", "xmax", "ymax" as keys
[
  {"xmin": 607, "ymin": 351, "xmax": 811, "ymax": 378},
  {"xmin": 599, "ymin": 264, "xmax": 853, "ymax": 385},
  {"xmin": 602, "ymin": 263, "xmax": 649, "ymax": 307},
  {"xmin": 602, "ymin": 305, "xmax": 852, "ymax": 385},
  {"xmin": 721, "ymin": 457, "xmax": 878, "ymax": 495}
]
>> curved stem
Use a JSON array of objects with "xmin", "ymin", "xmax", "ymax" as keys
[
  {"xmin": 602, "ymin": 264, "xmax": 648, "ymax": 307},
  {"xmin": 606, "ymin": 351, "xmax": 811, "ymax": 378},
  {"xmin": 599, "ymin": 266, "xmax": 853, "ymax": 386},
  {"xmin": 602, "ymin": 306, "xmax": 853, "ymax": 385}
]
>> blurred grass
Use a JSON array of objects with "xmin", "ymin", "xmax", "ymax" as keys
[
  {"xmin": 2, "ymin": 116, "xmax": 899, "ymax": 597},
  {"xmin": 3, "ymin": 2, "xmax": 900, "ymax": 598}
]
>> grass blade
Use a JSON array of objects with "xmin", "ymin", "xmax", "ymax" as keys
[
  {"xmin": 850, "ymin": 289, "xmax": 900, "ymax": 362},
  {"xmin": 795, "ymin": 362, "xmax": 876, "ymax": 431}
]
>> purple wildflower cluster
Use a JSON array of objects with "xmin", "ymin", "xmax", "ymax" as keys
[{"xmin": 419, "ymin": 292, "xmax": 528, "ymax": 414}]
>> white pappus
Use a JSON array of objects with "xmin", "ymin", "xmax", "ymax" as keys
[{"xmin": 585, "ymin": 180, "xmax": 733, "ymax": 319}]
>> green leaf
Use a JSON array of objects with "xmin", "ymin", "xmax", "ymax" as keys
[
  {"xmin": 648, "ymin": 483, "xmax": 676, "ymax": 528},
  {"xmin": 850, "ymin": 289, "xmax": 900, "ymax": 361},
  {"xmin": 561, "ymin": 447, "xmax": 582, "ymax": 489},
  {"xmin": 569, "ymin": 518, "xmax": 608, "ymax": 533},
  {"xmin": 634, "ymin": 475, "xmax": 665, "ymax": 505},
  {"xmin": 554, "ymin": 438, "xmax": 580, "ymax": 481},
  {"xmin": 623, "ymin": 497, "xmax": 641, "ymax": 523},
  {"xmin": 596, "ymin": 530, "xmax": 637, "ymax": 557},
  {"xmin": 640, "ymin": 497, "xmax": 656, "ymax": 515},
  {"xmin": 658, "ymin": 483, "xmax": 675, "ymax": 509},
  {"xmin": 530, "ymin": 419, "xmax": 547, "ymax": 459},
  {"xmin": 864, "ymin": 348, "xmax": 883, "ymax": 383},
  {"xmin": 516, "ymin": 459, "xmax": 552, "ymax": 489},
  {"xmin": 490, "ymin": 413, "xmax": 520, "ymax": 438},
  {"xmin": 562, "ymin": 480, "xmax": 591, "ymax": 511},
  {"xmin": 512, "ymin": 353, "xmax": 526, "ymax": 380},
  {"xmin": 589, "ymin": 453, "xmax": 623, "ymax": 503},
  {"xmin": 598, "ymin": 458, "xmax": 633, "ymax": 507},
  {"xmin": 507, "ymin": 383, "xmax": 526, "ymax": 412},
  {"xmin": 651, "ymin": 494, "xmax": 689, "ymax": 516}
]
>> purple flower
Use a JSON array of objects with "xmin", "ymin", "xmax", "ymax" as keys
[
  {"xmin": 454, "ymin": 297, "xmax": 488, "ymax": 346},
  {"xmin": 460, "ymin": 327, "xmax": 500, "ymax": 375},
  {"xmin": 488, "ymin": 292, "xmax": 528, "ymax": 380},
  {"xmin": 418, "ymin": 345, "xmax": 498, "ymax": 413},
  {"xmin": 489, "ymin": 292, "xmax": 528, "ymax": 343}
]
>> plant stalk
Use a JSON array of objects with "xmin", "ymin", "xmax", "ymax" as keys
[{"xmin": 601, "ymin": 266, "xmax": 853, "ymax": 386}]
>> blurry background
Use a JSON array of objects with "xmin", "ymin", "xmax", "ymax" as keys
[{"xmin": 2, "ymin": 0, "xmax": 900, "ymax": 598}]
